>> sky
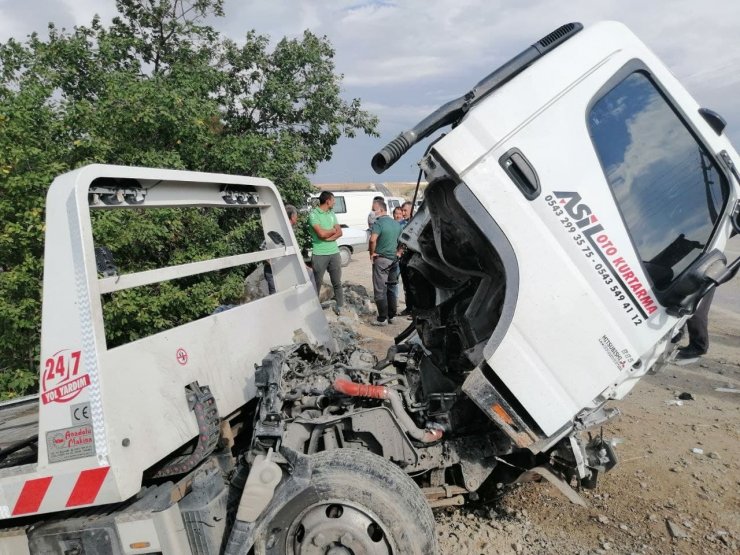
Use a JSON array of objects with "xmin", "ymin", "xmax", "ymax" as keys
[{"xmin": 1, "ymin": 0, "xmax": 739, "ymax": 184}]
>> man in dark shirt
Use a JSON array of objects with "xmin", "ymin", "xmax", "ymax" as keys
[
  {"xmin": 368, "ymin": 201, "xmax": 402, "ymax": 326},
  {"xmin": 367, "ymin": 195, "xmax": 385, "ymax": 229}
]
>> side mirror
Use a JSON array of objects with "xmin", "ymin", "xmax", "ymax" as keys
[{"xmin": 661, "ymin": 249, "xmax": 727, "ymax": 317}]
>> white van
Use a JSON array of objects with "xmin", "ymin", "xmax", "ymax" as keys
[
  {"xmin": 309, "ymin": 191, "xmax": 383, "ymax": 229},
  {"xmin": 386, "ymin": 196, "xmax": 406, "ymax": 213}
]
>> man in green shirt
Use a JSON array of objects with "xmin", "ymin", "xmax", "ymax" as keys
[
  {"xmin": 368, "ymin": 200, "xmax": 402, "ymax": 325},
  {"xmin": 308, "ymin": 191, "xmax": 344, "ymax": 313}
]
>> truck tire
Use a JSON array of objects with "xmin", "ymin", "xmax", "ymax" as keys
[
  {"xmin": 255, "ymin": 449, "xmax": 437, "ymax": 555},
  {"xmin": 339, "ymin": 245, "xmax": 352, "ymax": 267}
]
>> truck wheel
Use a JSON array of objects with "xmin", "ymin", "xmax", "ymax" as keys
[
  {"xmin": 339, "ymin": 246, "xmax": 352, "ymax": 267},
  {"xmin": 255, "ymin": 449, "xmax": 437, "ymax": 555}
]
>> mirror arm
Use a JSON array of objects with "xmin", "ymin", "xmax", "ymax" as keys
[{"xmin": 715, "ymin": 256, "xmax": 740, "ymax": 285}]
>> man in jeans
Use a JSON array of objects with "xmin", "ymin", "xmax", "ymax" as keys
[
  {"xmin": 309, "ymin": 191, "xmax": 344, "ymax": 314},
  {"xmin": 369, "ymin": 200, "xmax": 402, "ymax": 326}
]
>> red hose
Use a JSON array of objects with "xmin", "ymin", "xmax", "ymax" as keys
[
  {"xmin": 332, "ymin": 378, "xmax": 443, "ymax": 443},
  {"xmin": 422, "ymin": 428, "xmax": 444, "ymax": 442},
  {"xmin": 333, "ymin": 378, "xmax": 390, "ymax": 400}
]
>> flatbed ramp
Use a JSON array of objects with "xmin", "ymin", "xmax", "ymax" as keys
[{"xmin": 0, "ymin": 396, "xmax": 39, "ymax": 470}]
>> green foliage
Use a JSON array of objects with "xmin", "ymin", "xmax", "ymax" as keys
[{"xmin": 0, "ymin": 0, "xmax": 377, "ymax": 396}]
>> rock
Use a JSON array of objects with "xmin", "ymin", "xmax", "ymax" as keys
[
  {"xmin": 707, "ymin": 452, "xmax": 721, "ymax": 460},
  {"xmin": 513, "ymin": 542, "xmax": 523, "ymax": 554},
  {"xmin": 619, "ymin": 524, "xmax": 630, "ymax": 532},
  {"xmin": 678, "ymin": 392, "xmax": 694, "ymax": 400},
  {"xmin": 597, "ymin": 515, "xmax": 610, "ymax": 524},
  {"xmin": 692, "ymin": 448, "xmax": 704, "ymax": 455},
  {"xmin": 602, "ymin": 542, "xmax": 612, "ymax": 550},
  {"xmin": 666, "ymin": 520, "xmax": 688, "ymax": 539},
  {"xmin": 319, "ymin": 283, "xmax": 333, "ymax": 302},
  {"xmin": 242, "ymin": 266, "xmax": 270, "ymax": 302},
  {"xmin": 714, "ymin": 529, "xmax": 728, "ymax": 537}
]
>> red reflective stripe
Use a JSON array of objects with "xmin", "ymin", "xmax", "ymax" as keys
[
  {"xmin": 12, "ymin": 477, "xmax": 52, "ymax": 515},
  {"xmin": 66, "ymin": 467, "xmax": 110, "ymax": 508}
]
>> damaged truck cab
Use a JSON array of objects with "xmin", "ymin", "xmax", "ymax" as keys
[
  {"xmin": 1, "ymin": 20, "xmax": 739, "ymax": 555},
  {"xmin": 388, "ymin": 20, "xmax": 740, "ymax": 454}
]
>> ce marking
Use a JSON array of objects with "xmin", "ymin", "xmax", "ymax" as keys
[{"xmin": 71, "ymin": 402, "xmax": 91, "ymax": 424}]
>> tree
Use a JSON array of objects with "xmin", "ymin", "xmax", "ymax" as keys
[{"xmin": 0, "ymin": 0, "xmax": 377, "ymax": 398}]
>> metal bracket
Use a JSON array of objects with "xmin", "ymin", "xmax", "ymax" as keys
[{"xmin": 514, "ymin": 465, "xmax": 587, "ymax": 507}]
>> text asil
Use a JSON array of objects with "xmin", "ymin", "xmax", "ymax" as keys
[{"xmin": 553, "ymin": 191, "xmax": 658, "ymax": 316}]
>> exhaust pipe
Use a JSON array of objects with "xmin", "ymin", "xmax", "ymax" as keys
[{"xmin": 371, "ymin": 22, "xmax": 583, "ymax": 174}]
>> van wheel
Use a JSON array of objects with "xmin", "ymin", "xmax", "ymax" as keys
[
  {"xmin": 339, "ymin": 246, "xmax": 352, "ymax": 267},
  {"xmin": 255, "ymin": 449, "xmax": 437, "ymax": 555}
]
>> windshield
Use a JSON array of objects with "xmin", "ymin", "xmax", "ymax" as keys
[{"xmin": 588, "ymin": 71, "xmax": 729, "ymax": 290}]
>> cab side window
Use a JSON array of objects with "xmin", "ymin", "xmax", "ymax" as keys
[{"xmin": 588, "ymin": 71, "xmax": 728, "ymax": 291}]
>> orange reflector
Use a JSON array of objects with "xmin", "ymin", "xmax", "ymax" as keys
[
  {"xmin": 491, "ymin": 403, "xmax": 514, "ymax": 425},
  {"xmin": 129, "ymin": 542, "xmax": 151, "ymax": 549}
]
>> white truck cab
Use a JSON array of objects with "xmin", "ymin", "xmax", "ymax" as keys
[{"xmin": 374, "ymin": 20, "xmax": 740, "ymax": 443}]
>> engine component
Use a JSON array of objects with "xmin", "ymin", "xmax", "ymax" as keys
[
  {"xmin": 237, "ymin": 449, "xmax": 283, "ymax": 522},
  {"xmin": 333, "ymin": 378, "xmax": 442, "ymax": 443}
]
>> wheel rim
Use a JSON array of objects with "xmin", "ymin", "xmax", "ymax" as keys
[
  {"xmin": 286, "ymin": 500, "xmax": 394, "ymax": 554},
  {"xmin": 339, "ymin": 247, "xmax": 351, "ymax": 266}
]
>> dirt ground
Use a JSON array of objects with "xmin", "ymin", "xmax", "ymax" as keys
[{"xmin": 326, "ymin": 253, "xmax": 740, "ymax": 555}]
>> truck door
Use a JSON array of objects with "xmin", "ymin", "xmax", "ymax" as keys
[{"xmin": 435, "ymin": 22, "xmax": 734, "ymax": 436}]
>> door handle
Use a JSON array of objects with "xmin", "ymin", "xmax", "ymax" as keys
[{"xmin": 499, "ymin": 148, "xmax": 540, "ymax": 200}]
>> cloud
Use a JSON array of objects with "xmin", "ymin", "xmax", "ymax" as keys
[
  {"xmin": 1, "ymin": 0, "xmax": 738, "ymax": 182},
  {"xmin": 343, "ymin": 55, "xmax": 449, "ymax": 86},
  {"xmin": 59, "ymin": 0, "xmax": 117, "ymax": 28},
  {"xmin": 361, "ymin": 101, "xmax": 438, "ymax": 131}
]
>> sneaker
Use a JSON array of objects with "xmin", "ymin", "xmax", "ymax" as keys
[
  {"xmin": 673, "ymin": 345, "xmax": 705, "ymax": 366},
  {"xmin": 371, "ymin": 318, "xmax": 388, "ymax": 327},
  {"xmin": 399, "ymin": 308, "xmax": 412, "ymax": 317},
  {"xmin": 388, "ymin": 317, "xmax": 395, "ymax": 324}
]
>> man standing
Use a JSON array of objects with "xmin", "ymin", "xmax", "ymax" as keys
[
  {"xmin": 309, "ymin": 192, "xmax": 344, "ymax": 313},
  {"xmin": 401, "ymin": 201, "xmax": 414, "ymax": 224},
  {"xmin": 398, "ymin": 200, "xmax": 415, "ymax": 316},
  {"xmin": 369, "ymin": 200, "xmax": 402, "ymax": 326},
  {"xmin": 673, "ymin": 289, "xmax": 715, "ymax": 365},
  {"xmin": 367, "ymin": 196, "xmax": 385, "ymax": 229}
]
